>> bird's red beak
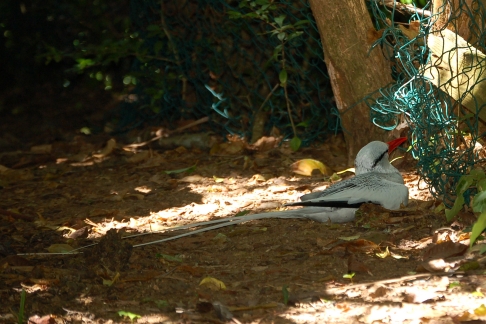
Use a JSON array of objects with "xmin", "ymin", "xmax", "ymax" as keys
[{"xmin": 387, "ymin": 137, "xmax": 407, "ymax": 153}]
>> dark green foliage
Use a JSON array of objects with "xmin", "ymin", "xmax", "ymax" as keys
[
  {"xmin": 0, "ymin": 0, "xmax": 338, "ymax": 141},
  {"xmin": 446, "ymin": 169, "xmax": 486, "ymax": 248},
  {"xmin": 0, "ymin": 0, "xmax": 133, "ymax": 116}
]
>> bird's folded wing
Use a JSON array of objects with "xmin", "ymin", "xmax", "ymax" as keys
[{"xmin": 287, "ymin": 173, "xmax": 408, "ymax": 210}]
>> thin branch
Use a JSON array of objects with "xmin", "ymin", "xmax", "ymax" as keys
[
  {"xmin": 259, "ymin": 83, "xmax": 280, "ymax": 111},
  {"xmin": 281, "ymin": 49, "xmax": 297, "ymax": 137},
  {"xmin": 124, "ymin": 116, "xmax": 210, "ymax": 149},
  {"xmin": 160, "ymin": 2, "xmax": 188, "ymax": 103}
]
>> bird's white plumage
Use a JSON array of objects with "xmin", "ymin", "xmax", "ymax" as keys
[
  {"xmin": 286, "ymin": 140, "xmax": 408, "ymax": 210},
  {"xmin": 133, "ymin": 139, "xmax": 409, "ymax": 246}
]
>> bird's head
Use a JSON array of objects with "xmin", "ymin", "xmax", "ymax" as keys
[{"xmin": 355, "ymin": 137, "xmax": 407, "ymax": 175}]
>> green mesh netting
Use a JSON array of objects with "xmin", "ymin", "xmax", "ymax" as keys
[
  {"xmin": 367, "ymin": 0, "xmax": 486, "ymax": 205},
  {"xmin": 121, "ymin": 0, "xmax": 338, "ymax": 145}
]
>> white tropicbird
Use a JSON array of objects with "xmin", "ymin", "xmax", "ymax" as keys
[{"xmin": 133, "ymin": 137, "xmax": 409, "ymax": 247}]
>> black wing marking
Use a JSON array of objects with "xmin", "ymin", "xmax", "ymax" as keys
[{"xmin": 286, "ymin": 200, "xmax": 367, "ymax": 208}]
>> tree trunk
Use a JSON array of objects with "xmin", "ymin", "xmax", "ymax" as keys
[{"xmin": 309, "ymin": 0, "xmax": 393, "ymax": 164}]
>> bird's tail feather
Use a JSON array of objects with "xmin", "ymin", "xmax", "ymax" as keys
[{"xmin": 133, "ymin": 207, "xmax": 356, "ymax": 247}]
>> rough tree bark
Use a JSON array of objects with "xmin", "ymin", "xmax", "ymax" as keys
[{"xmin": 309, "ymin": 0, "xmax": 394, "ymax": 164}]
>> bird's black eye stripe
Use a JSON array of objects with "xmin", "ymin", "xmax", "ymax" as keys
[{"xmin": 372, "ymin": 150, "xmax": 388, "ymax": 168}]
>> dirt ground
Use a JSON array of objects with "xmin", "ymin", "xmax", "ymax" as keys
[{"xmin": 1, "ymin": 107, "xmax": 486, "ymax": 323}]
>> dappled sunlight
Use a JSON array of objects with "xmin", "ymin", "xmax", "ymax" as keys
[{"xmin": 1, "ymin": 132, "xmax": 480, "ymax": 322}]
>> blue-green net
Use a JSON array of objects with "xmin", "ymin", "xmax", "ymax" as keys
[{"xmin": 367, "ymin": 0, "xmax": 486, "ymax": 205}]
